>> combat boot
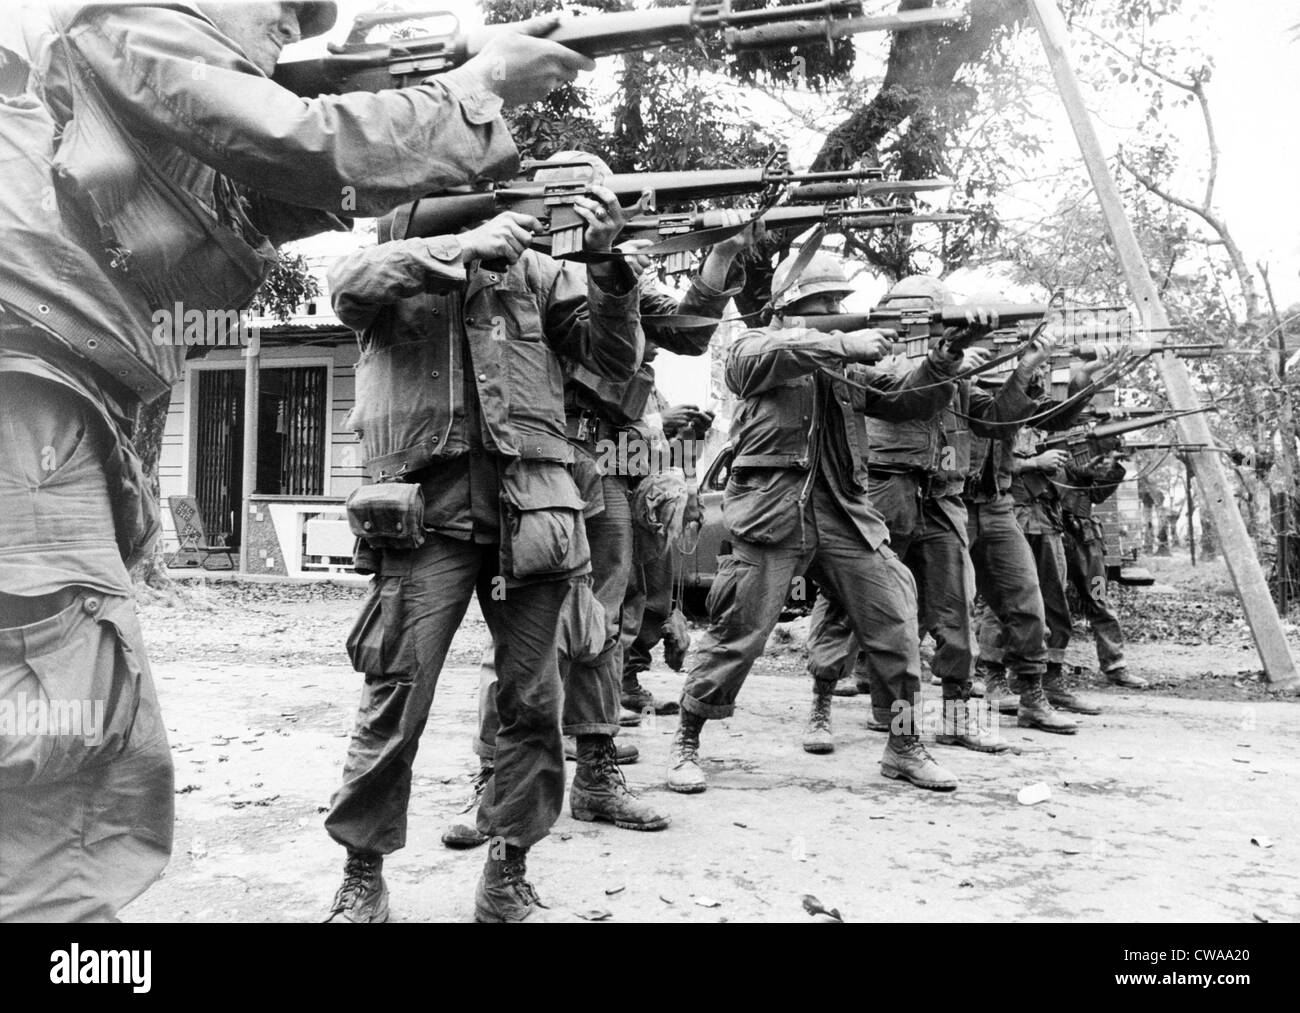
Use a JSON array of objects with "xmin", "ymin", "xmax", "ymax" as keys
[
  {"xmin": 981, "ymin": 662, "xmax": 1019, "ymax": 714},
  {"xmin": 325, "ymin": 851, "xmax": 389, "ymax": 923},
  {"xmin": 1017, "ymin": 673, "xmax": 1078, "ymax": 734},
  {"xmin": 622, "ymin": 678, "xmax": 680, "ymax": 716},
  {"xmin": 831, "ymin": 679, "xmax": 860, "ymax": 697},
  {"xmin": 475, "ymin": 846, "xmax": 578, "ymax": 923},
  {"xmin": 1043, "ymin": 662, "xmax": 1102, "ymax": 715},
  {"xmin": 666, "ymin": 711, "xmax": 708, "ymax": 794},
  {"xmin": 881, "ymin": 735, "xmax": 958, "ymax": 791},
  {"xmin": 867, "ymin": 706, "xmax": 892, "ymax": 733},
  {"xmin": 935, "ymin": 697, "xmax": 1011, "ymax": 753},
  {"xmin": 565, "ymin": 735, "xmax": 639, "ymax": 764},
  {"xmin": 570, "ymin": 735, "xmax": 671, "ymax": 830},
  {"xmin": 441, "ymin": 761, "xmax": 493, "ymax": 849},
  {"xmin": 1107, "ymin": 668, "xmax": 1149, "ymax": 689},
  {"xmin": 802, "ymin": 687, "xmax": 835, "ymax": 754}
]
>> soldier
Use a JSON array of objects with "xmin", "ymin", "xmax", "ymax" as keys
[
  {"xmin": 800, "ymin": 276, "xmax": 1059, "ymax": 757},
  {"xmin": 665, "ymin": 252, "xmax": 971, "ymax": 795},
  {"xmin": 966, "ymin": 347, "xmax": 1120, "ymax": 733},
  {"xmin": 439, "ymin": 189, "xmax": 751, "ymax": 848},
  {"xmin": 620, "ymin": 393, "xmax": 714, "ymax": 717},
  {"xmin": 0, "ymin": 0, "xmax": 591, "ymax": 922},
  {"xmin": 323, "ymin": 178, "xmax": 643, "ymax": 922},
  {"xmin": 1059, "ymin": 448, "xmax": 1146, "ymax": 689}
]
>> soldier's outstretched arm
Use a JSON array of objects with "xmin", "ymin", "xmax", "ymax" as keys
[
  {"xmin": 725, "ymin": 328, "xmax": 890, "ymax": 397},
  {"xmin": 67, "ymin": 6, "xmax": 527, "ymax": 218}
]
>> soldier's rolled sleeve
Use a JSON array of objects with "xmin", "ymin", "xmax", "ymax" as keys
[
  {"xmin": 328, "ymin": 238, "xmax": 467, "ymax": 331},
  {"xmin": 71, "ymin": 7, "xmax": 520, "ymax": 217}
]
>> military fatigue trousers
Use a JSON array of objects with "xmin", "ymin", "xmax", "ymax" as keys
[
  {"xmin": 325, "ymin": 536, "xmax": 571, "ymax": 853},
  {"xmin": 807, "ymin": 475, "xmax": 977, "ymax": 708},
  {"xmin": 681, "ymin": 480, "xmax": 921, "ymax": 723},
  {"xmin": 1063, "ymin": 526, "xmax": 1126, "ymax": 673},
  {"xmin": 966, "ymin": 494, "xmax": 1048, "ymax": 678},
  {"xmin": 0, "ymin": 378, "xmax": 173, "ymax": 921}
]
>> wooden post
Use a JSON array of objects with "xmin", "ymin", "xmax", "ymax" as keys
[
  {"xmin": 1185, "ymin": 457, "xmax": 1195, "ymax": 566},
  {"xmin": 1028, "ymin": 0, "xmax": 1298, "ymax": 689},
  {"xmin": 239, "ymin": 334, "xmax": 260, "ymax": 574}
]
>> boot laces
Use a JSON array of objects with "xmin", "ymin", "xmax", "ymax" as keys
[
  {"xmin": 334, "ymin": 853, "xmax": 381, "ymax": 911},
  {"xmin": 499, "ymin": 857, "xmax": 542, "ymax": 907}
]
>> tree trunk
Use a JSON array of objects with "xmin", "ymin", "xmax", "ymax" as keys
[{"xmin": 130, "ymin": 394, "xmax": 173, "ymax": 591}]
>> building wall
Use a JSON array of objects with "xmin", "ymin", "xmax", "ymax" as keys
[{"xmin": 158, "ymin": 338, "xmax": 361, "ymax": 549}]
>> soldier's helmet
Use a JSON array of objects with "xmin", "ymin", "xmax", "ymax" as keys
[
  {"xmin": 534, "ymin": 150, "xmax": 615, "ymax": 185},
  {"xmin": 880, "ymin": 275, "xmax": 953, "ymax": 309},
  {"xmin": 298, "ymin": 2, "xmax": 339, "ymax": 39},
  {"xmin": 771, "ymin": 251, "xmax": 856, "ymax": 312}
]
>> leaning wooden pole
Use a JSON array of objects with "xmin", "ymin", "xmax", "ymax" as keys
[{"xmin": 1028, "ymin": 0, "xmax": 1299, "ymax": 689}]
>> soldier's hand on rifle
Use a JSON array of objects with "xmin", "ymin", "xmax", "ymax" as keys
[
  {"xmin": 1032, "ymin": 448, "xmax": 1068, "ymax": 473},
  {"xmin": 1081, "ymin": 341, "xmax": 1123, "ymax": 375},
  {"xmin": 574, "ymin": 186, "xmax": 654, "ymax": 252},
  {"xmin": 1018, "ymin": 331, "xmax": 1058, "ymax": 371},
  {"xmin": 616, "ymin": 239, "xmax": 656, "ymax": 276},
  {"xmin": 458, "ymin": 212, "xmax": 543, "ymax": 264},
  {"xmin": 462, "ymin": 15, "xmax": 597, "ymax": 107},
  {"xmin": 714, "ymin": 211, "xmax": 765, "ymax": 257},
  {"xmin": 837, "ymin": 329, "xmax": 891, "ymax": 364},
  {"xmin": 661, "ymin": 404, "xmax": 703, "ymax": 439}
]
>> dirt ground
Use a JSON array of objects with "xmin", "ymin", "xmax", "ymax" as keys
[{"xmin": 119, "ymin": 554, "xmax": 1300, "ymax": 923}]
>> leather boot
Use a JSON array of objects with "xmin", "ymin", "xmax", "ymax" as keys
[
  {"xmin": 441, "ymin": 761, "xmax": 493, "ymax": 849},
  {"xmin": 867, "ymin": 706, "xmax": 892, "ymax": 733},
  {"xmin": 622, "ymin": 678, "xmax": 680, "ymax": 715},
  {"xmin": 981, "ymin": 663, "xmax": 1019, "ymax": 714},
  {"xmin": 1017, "ymin": 672, "xmax": 1078, "ymax": 734},
  {"xmin": 1044, "ymin": 662, "xmax": 1102, "ymax": 715},
  {"xmin": 802, "ymin": 687, "xmax": 835, "ymax": 754},
  {"xmin": 325, "ymin": 851, "xmax": 389, "ymax": 923},
  {"xmin": 1108, "ymin": 668, "xmax": 1149, "ymax": 689},
  {"xmin": 666, "ymin": 710, "xmax": 708, "ymax": 794},
  {"xmin": 935, "ymin": 697, "xmax": 1011, "ymax": 753},
  {"xmin": 831, "ymin": 679, "xmax": 860, "ymax": 697},
  {"xmin": 475, "ymin": 846, "xmax": 578, "ymax": 923},
  {"xmin": 565, "ymin": 735, "xmax": 638, "ymax": 764},
  {"xmin": 880, "ymin": 735, "xmax": 958, "ymax": 791},
  {"xmin": 570, "ymin": 735, "xmax": 671, "ymax": 830}
]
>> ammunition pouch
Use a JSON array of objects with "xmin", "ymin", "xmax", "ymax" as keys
[{"xmin": 345, "ymin": 482, "xmax": 426, "ymax": 552}]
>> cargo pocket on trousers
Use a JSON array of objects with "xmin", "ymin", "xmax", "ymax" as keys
[
  {"xmin": 500, "ymin": 460, "xmax": 591, "ymax": 580},
  {"xmin": 345, "ymin": 576, "xmax": 411, "ymax": 676},
  {"xmin": 14, "ymin": 597, "xmax": 141, "ymax": 789}
]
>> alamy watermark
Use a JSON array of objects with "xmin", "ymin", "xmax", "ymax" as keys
[
  {"xmin": 0, "ymin": 693, "xmax": 104, "ymax": 746},
  {"xmin": 150, "ymin": 303, "xmax": 260, "ymax": 348}
]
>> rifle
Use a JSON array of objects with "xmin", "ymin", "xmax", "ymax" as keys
[
  {"xmin": 971, "ymin": 333, "xmax": 1224, "ymax": 361},
  {"xmin": 787, "ymin": 178, "xmax": 953, "ymax": 203},
  {"xmin": 385, "ymin": 154, "xmax": 890, "ymax": 257},
  {"xmin": 1033, "ymin": 408, "xmax": 1213, "ymax": 470},
  {"xmin": 615, "ymin": 202, "xmax": 968, "ymax": 273},
  {"xmin": 787, "ymin": 304, "xmax": 1047, "ymax": 359},
  {"xmin": 273, "ymin": 2, "xmax": 967, "ymax": 97}
]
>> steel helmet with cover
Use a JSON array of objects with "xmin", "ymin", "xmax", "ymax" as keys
[
  {"xmin": 771, "ymin": 251, "xmax": 856, "ymax": 312},
  {"xmin": 880, "ymin": 275, "xmax": 953, "ymax": 310},
  {"xmin": 534, "ymin": 150, "xmax": 614, "ymax": 185}
]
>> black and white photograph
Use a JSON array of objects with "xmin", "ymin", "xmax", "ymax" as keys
[{"xmin": 0, "ymin": 0, "xmax": 1294, "ymax": 978}]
